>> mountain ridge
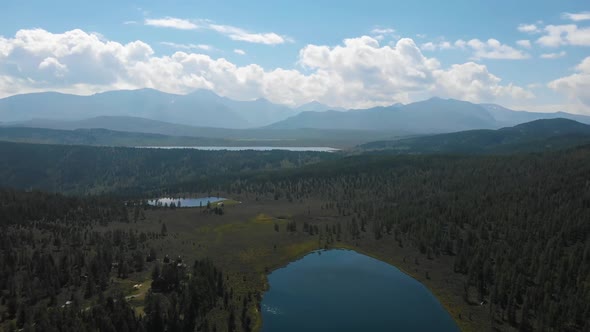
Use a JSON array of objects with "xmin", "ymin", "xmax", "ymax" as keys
[
  {"xmin": 3, "ymin": 90, "xmax": 590, "ymax": 134},
  {"xmin": 270, "ymin": 97, "xmax": 590, "ymax": 133},
  {"xmin": 0, "ymin": 89, "xmax": 296, "ymax": 128},
  {"xmin": 359, "ymin": 118, "xmax": 590, "ymax": 154}
]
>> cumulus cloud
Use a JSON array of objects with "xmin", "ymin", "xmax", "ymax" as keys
[
  {"xmin": 537, "ymin": 24, "xmax": 590, "ymax": 47},
  {"xmin": 561, "ymin": 12, "xmax": 590, "ymax": 22},
  {"xmin": 234, "ymin": 49, "xmax": 246, "ymax": 55},
  {"xmin": 454, "ymin": 39, "xmax": 467, "ymax": 49},
  {"xmin": 420, "ymin": 41, "xmax": 452, "ymax": 51},
  {"xmin": 548, "ymin": 56, "xmax": 590, "ymax": 109},
  {"xmin": 432, "ymin": 62, "xmax": 534, "ymax": 102},
  {"xmin": 518, "ymin": 24, "xmax": 541, "ymax": 34},
  {"xmin": 464, "ymin": 39, "xmax": 529, "ymax": 60},
  {"xmin": 38, "ymin": 57, "xmax": 68, "ymax": 77},
  {"xmin": 540, "ymin": 51, "xmax": 566, "ymax": 59},
  {"xmin": 516, "ymin": 39, "xmax": 532, "ymax": 48},
  {"xmin": 0, "ymin": 28, "xmax": 533, "ymax": 108}
]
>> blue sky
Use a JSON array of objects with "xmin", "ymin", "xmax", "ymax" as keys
[{"xmin": 0, "ymin": 0, "xmax": 589, "ymax": 113}]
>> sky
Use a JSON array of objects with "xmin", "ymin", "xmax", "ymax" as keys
[{"xmin": 0, "ymin": 0, "xmax": 589, "ymax": 113}]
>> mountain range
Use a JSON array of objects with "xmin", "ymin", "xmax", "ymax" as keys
[
  {"xmin": 0, "ymin": 89, "xmax": 334, "ymax": 129},
  {"xmin": 2, "ymin": 89, "xmax": 590, "ymax": 135},
  {"xmin": 269, "ymin": 97, "xmax": 590, "ymax": 133}
]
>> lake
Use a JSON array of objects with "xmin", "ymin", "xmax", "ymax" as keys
[
  {"xmin": 147, "ymin": 196, "xmax": 225, "ymax": 208},
  {"xmin": 262, "ymin": 249, "xmax": 459, "ymax": 332},
  {"xmin": 136, "ymin": 146, "xmax": 339, "ymax": 152}
]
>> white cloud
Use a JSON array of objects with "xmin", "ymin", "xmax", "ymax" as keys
[
  {"xmin": 516, "ymin": 39, "xmax": 532, "ymax": 48},
  {"xmin": 371, "ymin": 28, "xmax": 395, "ymax": 35},
  {"xmin": 161, "ymin": 42, "xmax": 214, "ymax": 51},
  {"xmin": 421, "ymin": 42, "xmax": 437, "ymax": 51},
  {"xmin": 0, "ymin": 29, "xmax": 533, "ymax": 109},
  {"xmin": 561, "ymin": 12, "xmax": 590, "ymax": 22},
  {"xmin": 123, "ymin": 21, "xmax": 138, "ymax": 25},
  {"xmin": 420, "ymin": 41, "xmax": 452, "ymax": 51},
  {"xmin": 143, "ymin": 17, "xmax": 288, "ymax": 45},
  {"xmin": 234, "ymin": 49, "xmax": 246, "ymax": 55},
  {"xmin": 208, "ymin": 23, "xmax": 286, "ymax": 45},
  {"xmin": 370, "ymin": 28, "xmax": 397, "ymax": 41},
  {"xmin": 432, "ymin": 62, "xmax": 534, "ymax": 102},
  {"xmin": 537, "ymin": 24, "xmax": 590, "ymax": 47},
  {"xmin": 454, "ymin": 39, "xmax": 467, "ymax": 49},
  {"xmin": 464, "ymin": 38, "xmax": 529, "ymax": 60},
  {"xmin": 38, "ymin": 57, "xmax": 68, "ymax": 76},
  {"xmin": 144, "ymin": 17, "xmax": 199, "ymax": 30},
  {"xmin": 0, "ymin": 28, "xmax": 154, "ymax": 92},
  {"xmin": 548, "ymin": 56, "xmax": 590, "ymax": 110},
  {"xmin": 540, "ymin": 51, "xmax": 566, "ymax": 59},
  {"xmin": 518, "ymin": 24, "xmax": 540, "ymax": 34}
]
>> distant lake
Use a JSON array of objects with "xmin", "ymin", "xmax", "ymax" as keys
[
  {"xmin": 136, "ymin": 146, "xmax": 339, "ymax": 152},
  {"xmin": 262, "ymin": 249, "xmax": 459, "ymax": 332},
  {"xmin": 147, "ymin": 197, "xmax": 225, "ymax": 208}
]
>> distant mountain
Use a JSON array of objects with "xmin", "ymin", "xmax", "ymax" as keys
[
  {"xmin": 270, "ymin": 98, "xmax": 590, "ymax": 133},
  {"xmin": 480, "ymin": 104, "xmax": 590, "ymax": 127},
  {"xmin": 295, "ymin": 101, "xmax": 345, "ymax": 112},
  {"xmin": 269, "ymin": 98, "xmax": 496, "ymax": 133},
  {"xmin": 220, "ymin": 97, "xmax": 298, "ymax": 127},
  {"xmin": 360, "ymin": 118, "xmax": 590, "ymax": 154},
  {"xmin": 5, "ymin": 89, "xmax": 590, "ymax": 135},
  {"xmin": 0, "ymin": 89, "xmax": 298, "ymax": 129}
]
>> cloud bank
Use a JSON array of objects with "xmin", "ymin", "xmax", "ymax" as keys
[{"xmin": 0, "ymin": 28, "xmax": 535, "ymax": 108}]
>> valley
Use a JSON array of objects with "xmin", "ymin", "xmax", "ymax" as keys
[
  {"xmin": 0, "ymin": 139, "xmax": 588, "ymax": 331},
  {"xmin": 2, "ymin": 2, "xmax": 590, "ymax": 331}
]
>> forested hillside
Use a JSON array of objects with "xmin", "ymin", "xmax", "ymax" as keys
[
  {"xmin": 360, "ymin": 118, "xmax": 590, "ymax": 154},
  {"xmin": 0, "ymin": 190, "xmax": 240, "ymax": 331},
  {"xmin": 209, "ymin": 147, "xmax": 590, "ymax": 331},
  {"xmin": 0, "ymin": 141, "xmax": 588, "ymax": 331},
  {"xmin": 0, "ymin": 142, "xmax": 336, "ymax": 194}
]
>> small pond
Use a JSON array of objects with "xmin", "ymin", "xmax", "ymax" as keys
[
  {"xmin": 147, "ymin": 197, "xmax": 226, "ymax": 208},
  {"xmin": 262, "ymin": 249, "xmax": 459, "ymax": 332}
]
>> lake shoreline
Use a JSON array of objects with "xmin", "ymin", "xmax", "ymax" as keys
[
  {"xmin": 260, "ymin": 248, "xmax": 459, "ymax": 331},
  {"xmin": 257, "ymin": 245, "xmax": 466, "ymax": 332}
]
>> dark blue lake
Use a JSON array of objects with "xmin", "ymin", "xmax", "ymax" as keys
[
  {"xmin": 262, "ymin": 249, "xmax": 459, "ymax": 332},
  {"xmin": 147, "ymin": 197, "xmax": 225, "ymax": 208}
]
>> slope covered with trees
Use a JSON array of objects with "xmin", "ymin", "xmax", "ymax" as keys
[
  {"xmin": 360, "ymin": 118, "xmax": 590, "ymax": 154},
  {"xmin": 0, "ymin": 141, "xmax": 336, "ymax": 194},
  {"xmin": 0, "ymin": 140, "xmax": 589, "ymax": 331},
  {"xmin": 209, "ymin": 147, "xmax": 590, "ymax": 331},
  {"xmin": 0, "ymin": 189, "xmax": 238, "ymax": 331}
]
